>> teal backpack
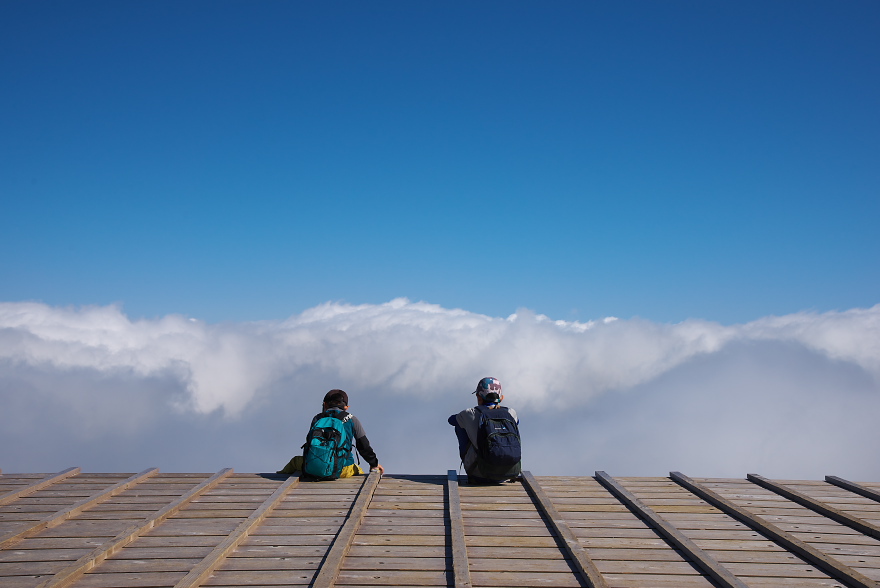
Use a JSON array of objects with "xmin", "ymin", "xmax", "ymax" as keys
[{"xmin": 302, "ymin": 410, "xmax": 353, "ymax": 480}]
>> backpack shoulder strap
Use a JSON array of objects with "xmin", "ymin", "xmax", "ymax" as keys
[{"xmin": 495, "ymin": 406, "xmax": 513, "ymax": 419}]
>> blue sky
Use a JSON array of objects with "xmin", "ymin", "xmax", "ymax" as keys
[
  {"xmin": 2, "ymin": 2, "xmax": 878, "ymax": 325},
  {"xmin": 2, "ymin": 3, "xmax": 880, "ymax": 477}
]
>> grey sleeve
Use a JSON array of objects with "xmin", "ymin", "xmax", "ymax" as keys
[
  {"xmin": 455, "ymin": 408, "xmax": 480, "ymax": 447},
  {"xmin": 350, "ymin": 414, "xmax": 367, "ymax": 439},
  {"xmin": 349, "ymin": 415, "xmax": 379, "ymax": 469}
]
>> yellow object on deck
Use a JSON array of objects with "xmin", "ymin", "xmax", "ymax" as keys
[{"xmin": 277, "ymin": 455, "xmax": 364, "ymax": 477}]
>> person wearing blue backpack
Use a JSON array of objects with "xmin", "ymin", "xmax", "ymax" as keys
[
  {"xmin": 277, "ymin": 389, "xmax": 384, "ymax": 479},
  {"xmin": 448, "ymin": 377, "xmax": 522, "ymax": 484}
]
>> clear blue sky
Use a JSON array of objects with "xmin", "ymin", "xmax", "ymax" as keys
[{"xmin": 2, "ymin": 2, "xmax": 878, "ymax": 325}]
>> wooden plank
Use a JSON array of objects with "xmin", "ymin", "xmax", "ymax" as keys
[
  {"xmin": 311, "ymin": 470, "xmax": 381, "ymax": 588},
  {"xmin": 447, "ymin": 470, "xmax": 472, "ymax": 588},
  {"xmin": 0, "ymin": 468, "xmax": 158, "ymax": 549},
  {"xmin": 0, "ymin": 559, "xmax": 72, "ymax": 576},
  {"xmin": 1, "ymin": 576, "xmax": 58, "ymax": 588},
  {"xmin": 200, "ymin": 570, "xmax": 319, "ymax": 586},
  {"xmin": 740, "ymin": 579, "xmax": 859, "ymax": 588},
  {"xmin": 724, "ymin": 561, "xmax": 860, "ymax": 578},
  {"xmin": 172, "ymin": 474, "xmax": 299, "ymax": 588},
  {"xmin": 335, "ymin": 570, "xmax": 449, "ymax": 586},
  {"xmin": 218, "ymin": 556, "xmax": 323, "ymax": 571},
  {"xmin": 595, "ymin": 574, "xmax": 726, "ymax": 588},
  {"xmin": 828, "ymin": 476, "xmax": 880, "ymax": 504},
  {"xmin": 245, "ymin": 523, "xmax": 350, "ymax": 536},
  {"xmin": 671, "ymin": 471, "xmax": 880, "ymax": 588},
  {"xmin": 597, "ymin": 559, "xmax": 723, "ymax": 575},
  {"xmin": 749, "ymin": 474, "xmax": 880, "ymax": 541},
  {"xmin": 568, "ymin": 527, "xmax": 663, "ymax": 540},
  {"xmin": 222, "ymin": 545, "xmax": 330, "ymax": 558},
  {"xmin": 243, "ymin": 534, "xmax": 338, "ymax": 547},
  {"xmin": 32, "ymin": 468, "xmax": 234, "ymax": 588},
  {"xmin": 368, "ymin": 501, "xmax": 447, "ymax": 510},
  {"xmin": 65, "ymin": 570, "xmax": 187, "ymax": 588},
  {"xmin": 347, "ymin": 545, "xmax": 448, "ymax": 558},
  {"xmin": 0, "ymin": 548, "xmax": 93, "ymax": 563},
  {"xmin": 465, "ymin": 525, "xmax": 565, "ymax": 537},
  {"xmin": 10, "ymin": 519, "xmax": 136, "ymax": 538},
  {"xmin": 270, "ymin": 508, "xmax": 352, "ymax": 518},
  {"xmin": 361, "ymin": 516, "xmax": 444, "ymax": 526},
  {"xmin": 363, "ymin": 494, "xmax": 448, "ymax": 502},
  {"xmin": 336, "ymin": 556, "xmax": 448, "ymax": 571},
  {"xmin": 85, "ymin": 557, "xmax": 204, "ymax": 573},
  {"xmin": 470, "ymin": 570, "xmax": 595, "ymax": 587},
  {"xmin": 594, "ymin": 471, "xmax": 749, "ymax": 588},
  {"xmin": 252, "ymin": 516, "xmax": 345, "ymax": 527},
  {"xmin": 520, "ymin": 471, "xmax": 607, "ymax": 588},
  {"xmin": 809, "ymin": 543, "xmax": 880, "ymax": 557},
  {"xmin": 464, "ymin": 517, "xmax": 546, "ymax": 527},
  {"xmin": 0, "ymin": 468, "xmax": 80, "ymax": 507}
]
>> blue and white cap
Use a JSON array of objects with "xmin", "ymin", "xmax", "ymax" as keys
[{"xmin": 474, "ymin": 377, "xmax": 502, "ymax": 404}]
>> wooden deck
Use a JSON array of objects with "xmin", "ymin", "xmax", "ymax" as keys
[{"xmin": 2, "ymin": 469, "xmax": 880, "ymax": 588}]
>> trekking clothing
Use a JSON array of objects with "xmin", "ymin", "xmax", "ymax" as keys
[
  {"xmin": 449, "ymin": 404, "xmax": 520, "ymax": 484},
  {"xmin": 313, "ymin": 408, "xmax": 379, "ymax": 469},
  {"xmin": 302, "ymin": 409, "xmax": 357, "ymax": 480},
  {"xmin": 277, "ymin": 407, "xmax": 379, "ymax": 477}
]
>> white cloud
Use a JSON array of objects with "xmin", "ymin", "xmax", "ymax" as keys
[{"xmin": 1, "ymin": 299, "xmax": 878, "ymax": 479}]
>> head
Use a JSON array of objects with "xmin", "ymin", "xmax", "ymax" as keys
[
  {"xmin": 323, "ymin": 389, "xmax": 349, "ymax": 410},
  {"xmin": 474, "ymin": 377, "xmax": 503, "ymax": 407}
]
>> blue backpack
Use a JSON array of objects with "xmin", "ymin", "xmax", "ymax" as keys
[
  {"xmin": 475, "ymin": 405, "xmax": 522, "ymax": 479},
  {"xmin": 302, "ymin": 410, "xmax": 353, "ymax": 480}
]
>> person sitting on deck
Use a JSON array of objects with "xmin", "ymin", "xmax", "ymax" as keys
[
  {"xmin": 278, "ymin": 389, "xmax": 384, "ymax": 479},
  {"xmin": 448, "ymin": 377, "xmax": 521, "ymax": 484}
]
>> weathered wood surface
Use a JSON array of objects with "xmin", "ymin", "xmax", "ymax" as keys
[
  {"xmin": 2, "ymin": 471, "xmax": 880, "ymax": 588},
  {"xmin": 311, "ymin": 470, "xmax": 382, "ymax": 588},
  {"xmin": 334, "ymin": 474, "xmax": 451, "ymax": 588},
  {"xmin": 173, "ymin": 474, "xmax": 301, "ymax": 588},
  {"xmin": 446, "ymin": 470, "xmax": 472, "ymax": 588},
  {"xmin": 521, "ymin": 471, "xmax": 607, "ymax": 588},
  {"xmin": 595, "ymin": 471, "xmax": 748, "ymax": 588},
  {"xmin": 0, "ymin": 469, "xmax": 158, "ymax": 550},
  {"xmin": 618, "ymin": 476, "xmax": 849, "ymax": 587},
  {"xmin": 828, "ymin": 476, "xmax": 880, "ymax": 504},
  {"xmin": 32, "ymin": 469, "xmax": 235, "ymax": 588},
  {"xmin": 0, "ymin": 469, "xmax": 81, "ymax": 508},
  {"xmin": 674, "ymin": 472, "xmax": 880, "ymax": 588},
  {"xmin": 750, "ymin": 473, "xmax": 880, "ymax": 542}
]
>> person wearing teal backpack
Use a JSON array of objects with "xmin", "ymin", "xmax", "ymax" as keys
[{"xmin": 278, "ymin": 389, "xmax": 384, "ymax": 479}]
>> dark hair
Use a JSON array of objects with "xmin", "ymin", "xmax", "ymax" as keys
[{"xmin": 323, "ymin": 389, "xmax": 349, "ymax": 408}]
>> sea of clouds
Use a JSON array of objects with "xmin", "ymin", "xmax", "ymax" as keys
[{"xmin": 1, "ymin": 299, "xmax": 878, "ymax": 480}]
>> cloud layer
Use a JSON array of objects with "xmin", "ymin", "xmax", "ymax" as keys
[{"xmin": 1, "ymin": 299, "xmax": 879, "ymax": 479}]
